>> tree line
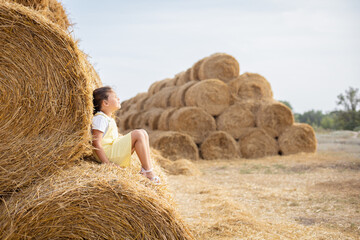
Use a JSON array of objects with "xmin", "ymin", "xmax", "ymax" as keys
[{"xmin": 280, "ymin": 87, "xmax": 360, "ymax": 131}]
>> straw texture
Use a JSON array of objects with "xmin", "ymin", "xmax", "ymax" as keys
[
  {"xmin": 0, "ymin": 162, "xmax": 194, "ymax": 240},
  {"xmin": 184, "ymin": 79, "xmax": 231, "ymax": 116},
  {"xmin": 200, "ymin": 131, "xmax": 238, "ymax": 160},
  {"xmin": 0, "ymin": 2, "xmax": 94, "ymax": 196},
  {"xmin": 198, "ymin": 53, "xmax": 239, "ymax": 82}
]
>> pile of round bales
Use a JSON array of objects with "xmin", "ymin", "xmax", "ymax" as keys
[
  {"xmin": 0, "ymin": 2, "xmax": 193, "ymax": 239},
  {"xmin": 116, "ymin": 53, "xmax": 317, "ymax": 160}
]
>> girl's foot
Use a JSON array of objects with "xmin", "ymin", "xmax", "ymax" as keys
[{"xmin": 140, "ymin": 167, "xmax": 161, "ymax": 184}]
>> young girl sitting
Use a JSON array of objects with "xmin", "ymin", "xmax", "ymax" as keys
[{"xmin": 92, "ymin": 86, "xmax": 160, "ymax": 183}]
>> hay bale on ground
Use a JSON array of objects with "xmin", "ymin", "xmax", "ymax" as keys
[
  {"xmin": 150, "ymin": 131, "xmax": 199, "ymax": 160},
  {"xmin": 190, "ymin": 57, "xmax": 207, "ymax": 81},
  {"xmin": 0, "ymin": 162, "xmax": 194, "ymax": 240},
  {"xmin": 144, "ymin": 108, "xmax": 164, "ymax": 130},
  {"xmin": 278, "ymin": 123, "xmax": 317, "ymax": 155},
  {"xmin": 0, "ymin": 2, "xmax": 93, "ymax": 196},
  {"xmin": 228, "ymin": 72, "xmax": 273, "ymax": 101},
  {"xmin": 200, "ymin": 131, "xmax": 238, "ymax": 160},
  {"xmin": 198, "ymin": 53, "xmax": 239, "ymax": 82},
  {"xmin": 185, "ymin": 79, "xmax": 230, "ymax": 116},
  {"xmin": 177, "ymin": 68, "xmax": 192, "ymax": 85},
  {"xmin": 256, "ymin": 100, "xmax": 294, "ymax": 138},
  {"xmin": 11, "ymin": 0, "xmax": 70, "ymax": 30},
  {"xmin": 238, "ymin": 128, "xmax": 279, "ymax": 159},
  {"xmin": 169, "ymin": 107, "xmax": 216, "ymax": 144},
  {"xmin": 216, "ymin": 101, "xmax": 258, "ymax": 139},
  {"xmin": 158, "ymin": 107, "xmax": 178, "ymax": 131},
  {"xmin": 169, "ymin": 81, "xmax": 198, "ymax": 108}
]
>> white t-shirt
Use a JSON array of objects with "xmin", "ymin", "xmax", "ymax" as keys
[{"xmin": 92, "ymin": 112, "xmax": 110, "ymax": 135}]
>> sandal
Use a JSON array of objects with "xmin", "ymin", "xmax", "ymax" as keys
[{"xmin": 140, "ymin": 167, "xmax": 161, "ymax": 185}]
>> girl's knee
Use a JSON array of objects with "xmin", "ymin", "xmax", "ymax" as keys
[
  {"xmin": 140, "ymin": 129, "xmax": 149, "ymax": 138},
  {"xmin": 131, "ymin": 129, "xmax": 146, "ymax": 141}
]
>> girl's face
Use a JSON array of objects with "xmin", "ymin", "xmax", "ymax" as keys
[{"xmin": 103, "ymin": 91, "xmax": 121, "ymax": 112}]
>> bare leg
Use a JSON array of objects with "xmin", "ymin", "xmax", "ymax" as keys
[{"xmin": 131, "ymin": 129, "xmax": 155, "ymax": 179}]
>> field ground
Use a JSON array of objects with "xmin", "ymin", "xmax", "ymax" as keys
[{"xmin": 167, "ymin": 131, "xmax": 360, "ymax": 239}]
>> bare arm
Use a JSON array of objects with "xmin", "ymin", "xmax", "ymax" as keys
[{"xmin": 92, "ymin": 129, "xmax": 111, "ymax": 164}]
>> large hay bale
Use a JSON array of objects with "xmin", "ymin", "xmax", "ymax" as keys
[
  {"xmin": 256, "ymin": 100, "xmax": 294, "ymax": 137},
  {"xmin": 216, "ymin": 101, "xmax": 258, "ymax": 139},
  {"xmin": 144, "ymin": 108, "xmax": 164, "ymax": 130},
  {"xmin": 0, "ymin": 2, "xmax": 93, "ymax": 196},
  {"xmin": 169, "ymin": 107, "xmax": 216, "ymax": 144},
  {"xmin": 228, "ymin": 72, "xmax": 273, "ymax": 101},
  {"xmin": 158, "ymin": 107, "xmax": 178, "ymax": 131},
  {"xmin": 200, "ymin": 131, "xmax": 238, "ymax": 160},
  {"xmin": 185, "ymin": 79, "xmax": 231, "ymax": 116},
  {"xmin": 198, "ymin": 53, "xmax": 239, "ymax": 82},
  {"xmin": 150, "ymin": 131, "xmax": 199, "ymax": 160},
  {"xmin": 177, "ymin": 68, "xmax": 192, "ymax": 85},
  {"xmin": 278, "ymin": 123, "xmax": 317, "ymax": 155},
  {"xmin": 238, "ymin": 128, "xmax": 279, "ymax": 159},
  {"xmin": 10, "ymin": 0, "xmax": 70, "ymax": 30},
  {"xmin": 190, "ymin": 57, "xmax": 207, "ymax": 81},
  {"xmin": 173, "ymin": 71, "xmax": 184, "ymax": 86},
  {"xmin": 145, "ymin": 86, "xmax": 177, "ymax": 110},
  {"xmin": 148, "ymin": 79, "xmax": 167, "ymax": 96},
  {"xmin": 0, "ymin": 162, "xmax": 194, "ymax": 239},
  {"xmin": 129, "ymin": 111, "xmax": 146, "ymax": 129},
  {"xmin": 169, "ymin": 81, "xmax": 198, "ymax": 108}
]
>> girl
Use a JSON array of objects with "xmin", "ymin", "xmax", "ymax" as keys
[{"xmin": 92, "ymin": 86, "xmax": 160, "ymax": 183}]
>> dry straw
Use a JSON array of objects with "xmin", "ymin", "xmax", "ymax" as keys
[
  {"xmin": 169, "ymin": 80, "xmax": 198, "ymax": 108},
  {"xmin": 200, "ymin": 131, "xmax": 239, "ymax": 160},
  {"xmin": 228, "ymin": 72, "xmax": 273, "ymax": 101},
  {"xmin": 0, "ymin": 161, "xmax": 194, "ymax": 240},
  {"xmin": 279, "ymin": 123, "xmax": 317, "ymax": 155},
  {"xmin": 256, "ymin": 100, "xmax": 294, "ymax": 138},
  {"xmin": 145, "ymin": 86, "xmax": 177, "ymax": 110},
  {"xmin": 10, "ymin": 0, "xmax": 70, "ymax": 30},
  {"xmin": 169, "ymin": 107, "xmax": 216, "ymax": 144},
  {"xmin": 143, "ymin": 108, "xmax": 163, "ymax": 130},
  {"xmin": 0, "ymin": 2, "xmax": 94, "ymax": 196},
  {"xmin": 184, "ymin": 79, "xmax": 231, "ymax": 116},
  {"xmin": 216, "ymin": 101, "xmax": 258, "ymax": 139},
  {"xmin": 150, "ymin": 131, "xmax": 199, "ymax": 160},
  {"xmin": 177, "ymin": 68, "xmax": 192, "ymax": 85},
  {"xmin": 238, "ymin": 128, "xmax": 279, "ymax": 158},
  {"xmin": 198, "ymin": 53, "xmax": 239, "ymax": 82},
  {"xmin": 157, "ymin": 107, "xmax": 178, "ymax": 131},
  {"xmin": 190, "ymin": 57, "xmax": 207, "ymax": 81}
]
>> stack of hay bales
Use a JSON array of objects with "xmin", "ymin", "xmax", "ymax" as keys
[
  {"xmin": 116, "ymin": 53, "xmax": 317, "ymax": 160},
  {"xmin": 0, "ymin": 2, "xmax": 194, "ymax": 239}
]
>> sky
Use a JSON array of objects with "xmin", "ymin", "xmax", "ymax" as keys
[{"xmin": 60, "ymin": 0, "xmax": 360, "ymax": 113}]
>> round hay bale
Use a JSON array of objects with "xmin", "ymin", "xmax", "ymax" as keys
[
  {"xmin": 164, "ymin": 77, "xmax": 176, "ymax": 87},
  {"xmin": 158, "ymin": 107, "xmax": 178, "ymax": 131},
  {"xmin": 228, "ymin": 72, "xmax": 273, "ymax": 101},
  {"xmin": 11, "ymin": 0, "xmax": 70, "ymax": 30},
  {"xmin": 177, "ymin": 68, "xmax": 192, "ymax": 85},
  {"xmin": 153, "ymin": 78, "xmax": 168, "ymax": 94},
  {"xmin": 144, "ymin": 108, "xmax": 163, "ymax": 130},
  {"xmin": 129, "ymin": 111, "xmax": 147, "ymax": 129},
  {"xmin": 150, "ymin": 131, "xmax": 199, "ymax": 160},
  {"xmin": 278, "ymin": 123, "xmax": 317, "ymax": 155},
  {"xmin": 132, "ymin": 92, "xmax": 148, "ymax": 104},
  {"xmin": 0, "ymin": 2, "xmax": 93, "ymax": 196},
  {"xmin": 200, "ymin": 131, "xmax": 238, "ymax": 160},
  {"xmin": 238, "ymin": 128, "xmax": 279, "ymax": 159},
  {"xmin": 198, "ymin": 53, "xmax": 239, "ymax": 82},
  {"xmin": 256, "ymin": 100, "xmax": 294, "ymax": 138},
  {"xmin": 185, "ymin": 79, "xmax": 231, "ymax": 116},
  {"xmin": 190, "ymin": 57, "xmax": 207, "ymax": 81},
  {"xmin": 216, "ymin": 101, "xmax": 259, "ymax": 139},
  {"xmin": 147, "ymin": 86, "xmax": 177, "ymax": 109},
  {"xmin": 173, "ymin": 71, "xmax": 184, "ymax": 86},
  {"xmin": 165, "ymin": 159, "xmax": 202, "ymax": 176},
  {"xmin": 169, "ymin": 107, "xmax": 216, "ymax": 144},
  {"xmin": 135, "ymin": 95, "xmax": 149, "ymax": 111},
  {"xmin": 0, "ymin": 162, "xmax": 194, "ymax": 239},
  {"xmin": 170, "ymin": 81, "xmax": 198, "ymax": 108}
]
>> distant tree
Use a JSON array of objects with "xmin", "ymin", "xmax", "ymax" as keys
[
  {"xmin": 336, "ymin": 87, "xmax": 360, "ymax": 130},
  {"xmin": 296, "ymin": 110, "xmax": 324, "ymax": 127},
  {"xmin": 279, "ymin": 100, "xmax": 293, "ymax": 110}
]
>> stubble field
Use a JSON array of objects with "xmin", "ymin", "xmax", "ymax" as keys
[{"xmin": 167, "ymin": 131, "xmax": 360, "ymax": 239}]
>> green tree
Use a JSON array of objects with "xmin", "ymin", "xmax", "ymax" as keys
[
  {"xmin": 279, "ymin": 100, "xmax": 293, "ymax": 110},
  {"xmin": 336, "ymin": 87, "xmax": 360, "ymax": 130}
]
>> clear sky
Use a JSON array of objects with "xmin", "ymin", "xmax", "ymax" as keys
[{"xmin": 60, "ymin": 0, "xmax": 360, "ymax": 113}]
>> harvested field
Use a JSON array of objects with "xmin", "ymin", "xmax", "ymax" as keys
[{"xmin": 166, "ymin": 130, "xmax": 360, "ymax": 239}]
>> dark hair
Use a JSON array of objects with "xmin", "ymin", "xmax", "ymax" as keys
[{"xmin": 93, "ymin": 86, "xmax": 113, "ymax": 115}]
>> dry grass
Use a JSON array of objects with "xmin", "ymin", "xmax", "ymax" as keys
[{"xmin": 166, "ymin": 132, "xmax": 360, "ymax": 239}]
